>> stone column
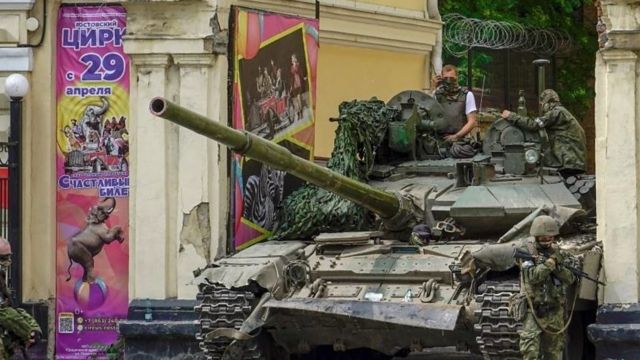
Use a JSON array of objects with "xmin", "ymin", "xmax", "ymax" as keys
[
  {"xmin": 173, "ymin": 54, "xmax": 217, "ymax": 299},
  {"xmin": 118, "ymin": 1, "xmax": 225, "ymax": 356},
  {"xmin": 596, "ymin": 49, "xmax": 639, "ymax": 304},
  {"xmin": 588, "ymin": 2, "xmax": 640, "ymax": 357},
  {"xmin": 128, "ymin": 54, "xmax": 173, "ymax": 299}
]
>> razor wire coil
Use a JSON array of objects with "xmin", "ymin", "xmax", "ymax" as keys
[{"xmin": 443, "ymin": 13, "xmax": 573, "ymax": 57}]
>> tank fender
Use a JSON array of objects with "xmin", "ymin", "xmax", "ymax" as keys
[{"xmin": 194, "ymin": 241, "xmax": 308, "ymax": 299}]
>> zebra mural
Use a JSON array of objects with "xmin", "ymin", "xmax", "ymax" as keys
[{"xmin": 242, "ymin": 165, "xmax": 286, "ymax": 231}]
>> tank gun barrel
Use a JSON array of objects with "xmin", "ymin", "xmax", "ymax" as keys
[{"xmin": 150, "ymin": 97, "xmax": 401, "ymax": 219}]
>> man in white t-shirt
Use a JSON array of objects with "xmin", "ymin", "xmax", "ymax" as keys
[{"xmin": 433, "ymin": 64, "xmax": 478, "ymax": 143}]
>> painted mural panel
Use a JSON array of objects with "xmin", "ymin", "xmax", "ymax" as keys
[{"xmin": 231, "ymin": 8, "xmax": 319, "ymax": 249}]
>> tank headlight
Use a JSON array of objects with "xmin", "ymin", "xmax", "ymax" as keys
[{"xmin": 525, "ymin": 149, "xmax": 540, "ymax": 164}]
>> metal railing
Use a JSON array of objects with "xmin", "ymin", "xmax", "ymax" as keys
[
  {"xmin": 0, "ymin": 141, "xmax": 8, "ymax": 240},
  {"xmin": 0, "ymin": 142, "xmax": 10, "ymax": 295}
]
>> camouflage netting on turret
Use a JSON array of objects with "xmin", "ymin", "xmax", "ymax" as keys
[{"xmin": 272, "ymin": 99, "xmax": 398, "ymax": 240}]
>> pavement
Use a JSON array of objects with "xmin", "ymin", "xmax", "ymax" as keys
[{"xmin": 392, "ymin": 347, "xmax": 482, "ymax": 359}]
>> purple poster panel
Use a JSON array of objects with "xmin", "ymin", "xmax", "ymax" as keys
[{"xmin": 55, "ymin": 6, "xmax": 129, "ymax": 359}]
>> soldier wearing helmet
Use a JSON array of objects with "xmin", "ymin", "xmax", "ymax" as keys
[
  {"xmin": 501, "ymin": 89, "xmax": 587, "ymax": 177},
  {"xmin": 0, "ymin": 237, "xmax": 41, "ymax": 359},
  {"xmin": 517, "ymin": 215, "xmax": 576, "ymax": 360}
]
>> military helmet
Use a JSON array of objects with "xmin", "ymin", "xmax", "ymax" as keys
[
  {"xmin": 530, "ymin": 215, "xmax": 559, "ymax": 237},
  {"xmin": 0, "ymin": 237, "xmax": 11, "ymax": 256},
  {"xmin": 539, "ymin": 89, "xmax": 560, "ymax": 104}
]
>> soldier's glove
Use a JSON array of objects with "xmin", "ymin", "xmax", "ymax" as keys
[{"xmin": 544, "ymin": 257, "xmax": 557, "ymax": 270}]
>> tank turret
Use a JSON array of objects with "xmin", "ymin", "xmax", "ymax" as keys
[{"xmin": 150, "ymin": 96, "xmax": 587, "ymax": 238}]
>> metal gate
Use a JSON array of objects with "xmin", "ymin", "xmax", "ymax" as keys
[
  {"xmin": 0, "ymin": 142, "xmax": 11, "ymax": 301},
  {"xmin": 0, "ymin": 142, "xmax": 8, "ymax": 241}
]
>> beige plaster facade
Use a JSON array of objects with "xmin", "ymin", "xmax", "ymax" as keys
[{"xmin": 123, "ymin": 0, "xmax": 441, "ymax": 300}]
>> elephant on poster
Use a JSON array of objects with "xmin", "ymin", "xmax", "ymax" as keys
[
  {"xmin": 80, "ymin": 97, "xmax": 110, "ymax": 140},
  {"xmin": 65, "ymin": 197, "xmax": 125, "ymax": 283}
]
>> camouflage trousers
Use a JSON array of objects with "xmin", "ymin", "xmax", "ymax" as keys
[
  {"xmin": 519, "ymin": 308, "xmax": 565, "ymax": 360},
  {"xmin": 0, "ymin": 337, "xmax": 7, "ymax": 360}
]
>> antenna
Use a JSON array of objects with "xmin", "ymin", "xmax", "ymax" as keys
[
  {"xmin": 533, "ymin": 59, "xmax": 551, "ymax": 102},
  {"xmin": 479, "ymin": 74, "xmax": 486, "ymax": 112}
]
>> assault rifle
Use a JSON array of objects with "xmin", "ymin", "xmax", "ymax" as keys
[{"xmin": 513, "ymin": 248, "xmax": 606, "ymax": 286}]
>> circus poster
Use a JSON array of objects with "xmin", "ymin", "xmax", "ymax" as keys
[
  {"xmin": 230, "ymin": 7, "xmax": 319, "ymax": 250},
  {"xmin": 55, "ymin": 5, "xmax": 129, "ymax": 358}
]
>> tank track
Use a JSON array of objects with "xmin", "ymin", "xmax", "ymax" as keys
[
  {"xmin": 195, "ymin": 283, "xmax": 266, "ymax": 360},
  {"xmin": 474, "ymin": 281, "xmax": 523, "ymax": 360}
]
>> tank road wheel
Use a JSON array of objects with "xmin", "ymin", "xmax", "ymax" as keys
[
  {"xmin": 195, "ymin": 283, "xmax": 275, "ymax": 360},
  {"xmin": 474, "ymin": 281, "xmax": 523, "ymax": 360}
]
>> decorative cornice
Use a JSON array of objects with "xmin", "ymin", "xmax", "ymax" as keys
[
  {"xmin": 601, "ymin": 0, "xmax": 640, "ymax": 6},
  {"xmin": 0, "ymin": 0, "xmax": 35, "ymax": 11},
  {"xmin": 600, "ymin": 48, "xmax": 638, "ymax": 62},
  {"xmin": 121, "ymin": 0, "xmax": 439, "ymax": 54},
  {"xmin": 238, "ymin": 0, "xmax": 429, "ymax": 22},
  {"xmin": 236, "ymin": 0, "xmax": 440, "ymax": 53},
  {"xmin": 605, "ymin": 31, "xmax": 640, "ymax": 51},
  {"xmin": 173, "ymin": 54, "xmax": 216, "ymax": 66},
  {"xmin": 124, "ymin": 37, "xmax": 214, "ymax": 56},
  {"xmin": 128, "ymin": 53, "xmax": 171, "ymax": 67},
  {"xmin": 0, "ymin": 48, "xmax": 33, "ymax": 71}
]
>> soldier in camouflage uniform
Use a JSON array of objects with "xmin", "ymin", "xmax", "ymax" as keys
[
  {"xmin": 517, "ymin": 215, "xmax": 576, "ymax": 360},
  {"xmin": 0, "ymin": 237, "xmax": 41, "ymax": 359},
  {"xmin": 501, "ymin": 89, "xmax": 587, "ymax": 177}
]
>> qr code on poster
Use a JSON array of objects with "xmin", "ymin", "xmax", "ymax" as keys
[{"xmin": 58, "ymin": 312, "xmax": 74, "ymax": 334}]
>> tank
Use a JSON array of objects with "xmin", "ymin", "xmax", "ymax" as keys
[{"xmin": 149, "ymin": 92, "xmax": 600, "ymax": 360}]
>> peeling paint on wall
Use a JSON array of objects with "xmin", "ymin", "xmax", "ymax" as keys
[{"xmin": 180, "ymin": 203, "xmax": 211, "ymax": 263}]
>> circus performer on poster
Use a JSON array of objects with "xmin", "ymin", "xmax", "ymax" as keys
[
  {"xmin": 290, "ymin": 53, "xmax": 303, "ymax": 120},
  {"xmin": 71, "ymin": 119, "xmax": 84, "ymax": 142},
  {"xmin": 62, "ymin": 125, "xmax": 82, "ymax": 152},
  {"xmin": 274, "ymin": 68, "xmax": 285, "ymax": 98}
]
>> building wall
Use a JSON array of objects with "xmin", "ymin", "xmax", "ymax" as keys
[
  {"xmin": 0, "ymin": 0, "xmax": 443, "ymax": 306},
  {"xmin": 358, "ymin": 0, "xmax": 425, "ymax": 12},
  {"xmin": 7, "ymin": 0, "xmax": 640, "ymax": 357},
  {"xmin": 122, "ymin": 0, "xmax": 440, "ymax": 300},
  {"xmin": 11, "ymin": 0, "xmax": 635, "ymax": 310},
  {"xmin": 315, "ymin": 44, "xmax": 427, "ymax": 157}
]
